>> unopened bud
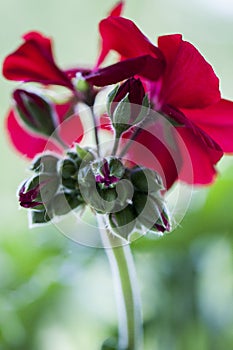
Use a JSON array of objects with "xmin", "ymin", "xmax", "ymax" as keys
[
  {"xmin": 131, "ymin": 167, "xmax": 163, "ymax": 193},
  {"xmin": 107, "ymin": 77, "xmax": 149, "ymax": 135},
  {"xmin": 109, "ymin": 205, "xmax": 136, "ymax": 240},
  {"xmin": 13, "ymin": 89, "xmax": 59, "ymax": 137},
  {"xmin": 31, "ymin": 154, "xmax": 59, "ymax": 174}
]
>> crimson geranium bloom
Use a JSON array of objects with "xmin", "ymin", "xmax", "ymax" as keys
[
  {"xmin": 2, "ymin": 1, "xmax": 163, "ymax": 159},
  {"xmin": 96, "ymin": 15, "xmax": 233, "ymax": 188},
  {"xmin": 2, "ymin": 2, "xmax": 130, "ymax": 159}
]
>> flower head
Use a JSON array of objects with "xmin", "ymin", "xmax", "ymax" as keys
[{"xmin": 96, "ymin": 15, "xmax": 233, "ymax": 188}]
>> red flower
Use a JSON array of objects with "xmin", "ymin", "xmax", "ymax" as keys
[
  {"xmin": 2, "ymin": 3, "xmax": 126, "ymax": 91},
  {"xmin": 96, "ymin": 16, "xmax": 233, "ymax": 188}
]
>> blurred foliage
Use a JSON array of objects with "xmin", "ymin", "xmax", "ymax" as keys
[{"xmin": 1, "ymin": 0, "xmax": 233, "ymax": 349}]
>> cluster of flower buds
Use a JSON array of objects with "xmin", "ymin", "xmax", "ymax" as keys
[
  {"xmin": 18, "ymin": 147, "xmax": 92, "ymax": 225},
  {"xmin": 19, "ymin": 144, "xmax": 170, "ymax": 239}
]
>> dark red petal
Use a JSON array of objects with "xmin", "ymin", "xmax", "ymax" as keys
[
  {"xmin": 158, "ymin": 34, "xmax": 220, "ymax": 108},
  {"xmin": 85, "ymin": 55, "xmax": 164, "ymax": 86},
  {"xmin": 6, "ymin": 109, "xmax": 61, "ymax": 159},
  {"xmin": 108, "ymin": 1, "xmax": 124, "ymax": 17},
  {"xmin": 3, "ymin": 31, "xmax": 73, "ymax": 90},
  {"xmin": 177, "ymin": 125, "xmax": 223, "ymax": 185},
  {"xmin": 122, "ymin": 122, "xmax": 183, "ymax": 190},
  {"xmin": 97, "ymin": 17, "xmax": 163, "ymax": 67},
  {"xmin": 181, "ymin": 99, "xmax": 233, "ymax": 153}
]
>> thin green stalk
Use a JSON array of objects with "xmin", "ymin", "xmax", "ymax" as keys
[
  {"xmin": 111, "ymin": 131, "xmax": 121, "ymax": 156},
  {"xmin": 98, "ymin": 215, "xmax": 143, "ymax": 350},
  {"xmin": 90, "ymin": 106, "xmax": 100, "ymax": 157}
]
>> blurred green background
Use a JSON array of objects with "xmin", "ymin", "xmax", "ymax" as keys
[{"xmin": 0, "ymin": 0, "xmax": 233, "ymax": 349}]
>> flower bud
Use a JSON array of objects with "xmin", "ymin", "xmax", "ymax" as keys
[
  {"xmin": 30, "ymin": 210, "xmax": 52, "ymax": 225},
  {"xmin": 109, "ymin": 205, "xmax": 136, "ymax": 240},
  {"xmin": 13, "ymin": 89, "xmax": 59, "ymax": 137},
  {"xmin": 19, "ymin": 174, "xmax": 59, "ymax": 210},
  {"xmin": 130, "ymin": 167, "xmax": 163, "ymax": 193},
  {"xmin": 133, "ymin": 192, "xmax": 170, "ymax": 233},
  {"xmin": 59, "ymin": 159, "xmax": 77, "ymax": 179},
  {"xmin": 92, "ymin": 158, "xmax": 124, "ymax": 189},
  {"xmin": 50, "ymin": 192, "xmax": 84, "ymax": 216},
  {"xmin": 107, "ymin": 78, "xmax": 149, "ymax": 135},
  {"xmin": 31, "ymin": 154, "xmax": 59, "ymax": 174}
]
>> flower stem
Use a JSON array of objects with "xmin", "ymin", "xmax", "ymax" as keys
[
  {"xmin": 111, "ymin": 131, "xmax": 121, "ymax": 156},
  {"xmin": 98, "ymin": 215, "xmax": 143, "ymax": 350},
  {"xmin": 90, "ymin": 106, "xmax": 100, "ymax": 157}
]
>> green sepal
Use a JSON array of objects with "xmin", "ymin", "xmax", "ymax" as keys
[
  {"xmin": 60, "ymin": 159, "xmax": 77, "ymax": 179},
  {"xmin": 131, "ymin": 167, "xmax": 163, "ymax": 193},
  {"xmin": 115, "ymin": 179, "xmax": 134, "ymax": 208},
  {"xmin": 75, "ymin": 144, "xmax": 95, "ymax": 162},
  {"xmin": 108, "ymin": 158, "xmax": 125, "ymax": 178},
  {"xmin": 30, "ymin": 154, "xmax": 59, "ymax": 174},
  {"xmin": 29, "ymin": 210, "xmax": 52, "ymax": 225},
  {"xmin": 109, "ymin": 205, "xmax": 136, "ymax": 240},
  {"xmin": 133, "ymin": 94, "xmax": 150, "ymax": 125},
  {"xmin": 112, "ymin": 93, "xmax": 131, "ymax": 134},
  {"xmin": 133, "ymin": 192, "xmax": 165, "ymax": 230},
  {"xmin": 62, "ymin": 177, "xmax": 78, "ymax": 190},
  {"xmin": 107, "ymin": 84, "xmax": 119, "ymax": 117},
  {"xmin": 50, "ymin": 192, "xmax": 84, "ymax": 216}
]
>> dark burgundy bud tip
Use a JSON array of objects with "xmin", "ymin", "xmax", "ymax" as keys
[
  {"xmin": 18, "ymin": 174, "xmax": 59, "ymax": 210},
  {"xmin": 19, "ymin": 181, "xmax": 43, "ymax": 209},
  {"xmin": 92, "ymin": 157, "xmax": 125, "ymax": 189},
  {"xmin": 13, "ymin": 89, "xmax": 59, "ymax": 137}
]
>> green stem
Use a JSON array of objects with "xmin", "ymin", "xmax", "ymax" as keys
[
  {"xmin": 90, "ymin": 106, "xmax": 100, "ymax": 157},
  {"xmin": 111, "ymin": 131, "xmax": 121, "ymax": 156},
  {"xmin": 98, "ymin": 215, "xmax": 143, "ymax": 350}
]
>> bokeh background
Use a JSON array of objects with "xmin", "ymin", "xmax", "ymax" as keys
[{"xmin": 1, "ymin": 0, "xmax": 233, "ymax": 349}]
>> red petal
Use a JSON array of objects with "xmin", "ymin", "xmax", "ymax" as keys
[
  {"xmin": 6, "ymin": 109, "xmax": 60, "ymax": 159},
  {"xmin": 108, "ymin": 1, "xmax": 124, "ymax": 17},
  {"xmin": 122, "ymin": 122, "xmax": 183, "ymax": 190},
  {"xmin": 177, "ymin": 126, "xmax": 223, "ymax": 185},
  {"xmin": 3, "ymin": 31, "xmax": 73, "ymax": 90},
  {"xmin": 58, "ymin": 113, "xmax": 84, "ymax": 145},
  {"xmin": 181, "ymin": 99, "xmax": 233, "ymax": 153},
  {"xmin": 158, "ymin": 34, "xmax": 220, "ymax": 108},
  {"xmin": 86, "ymin": 55, "xmax": 164, "ymax": 86},
  {"xmin": 97, "ymin": 17, "xmax": 163, "ymax": 67}
]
